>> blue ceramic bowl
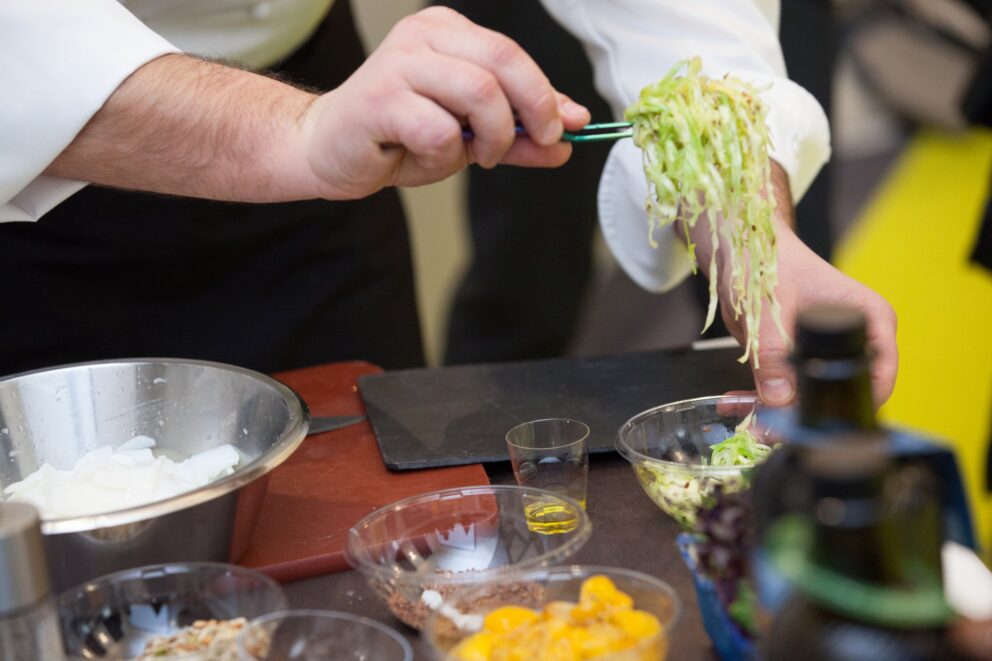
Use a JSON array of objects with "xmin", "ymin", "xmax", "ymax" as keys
[{"xmin": 677, "ymin": 534, "xmax": 756, "ymax": 661}]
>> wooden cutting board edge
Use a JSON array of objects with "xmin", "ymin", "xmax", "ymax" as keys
[{"xmin": 235, "ymin": 361, "xmax": 490, "ymax": 583}]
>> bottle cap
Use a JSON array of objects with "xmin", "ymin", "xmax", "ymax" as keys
[
  {"xmin": 0, "ymin": 502, "xmax": 50, "ymax": 615},
  {"xmin": 794, "ymin": 305, "xmax": 868, "ymax": 360}
]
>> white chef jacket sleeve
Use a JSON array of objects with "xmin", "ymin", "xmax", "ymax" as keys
[
  {"xmin": 540, "ymin": 0, "xmax": 831, "ymax": 293},
  {"xmin": 0, "ymin": 0, "xmax": 180, "ymax": 223}
]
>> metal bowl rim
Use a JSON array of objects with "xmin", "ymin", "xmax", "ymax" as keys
[
  {"xmin": 0, "ymin": 358, "xmax": 309, "ymax": 535},
  {"xmin": 615, "ymin": 394, "xmax": 762, "ymax": 475}
]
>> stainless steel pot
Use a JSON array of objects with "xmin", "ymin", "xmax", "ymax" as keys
[{"xmin": 0, "ymin": 359, "xmax": 308, "ymax": 591}]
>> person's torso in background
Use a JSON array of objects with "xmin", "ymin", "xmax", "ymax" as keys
[{"xmin": 120, "ymin": 0, "xmax": 334, "ymax": 69}]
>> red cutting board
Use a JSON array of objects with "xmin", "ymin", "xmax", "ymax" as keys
[{"xmin": 236, "ymin": 361, "xmax": 490, "ymax": 583}]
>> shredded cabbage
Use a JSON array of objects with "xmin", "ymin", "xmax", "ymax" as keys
[
  {"xmin": 708, "ymin": 411, "xmax": 772, "ymax": 467},
  {"xmin": 625, "ymin": 57, "xmax": 785, "ymax": 365},
  {"xmin": 635, "ymin": 411, "xmax": 773, "ymax": 528}
]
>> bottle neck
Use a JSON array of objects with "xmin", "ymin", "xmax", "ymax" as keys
[{"xmin": 796, "ymin": 355, "xmax": 877, "ymax": 432}]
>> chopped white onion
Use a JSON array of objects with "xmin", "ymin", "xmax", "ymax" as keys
[
  {"xmin": 116, "ymin": 435, "xmax": 157, "ymax": 452},
  {"xmin": 3, "ymin": 437, "xmax": 240, "ymax": 519}
]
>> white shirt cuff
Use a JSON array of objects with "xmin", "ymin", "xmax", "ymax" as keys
[
  {"xmin": 763, "ymin": 76, "xmax": 833, "ymax": 202},
  {"xmin": 0, "ymin": 0, "xmax": 181, "ymax": 223}
]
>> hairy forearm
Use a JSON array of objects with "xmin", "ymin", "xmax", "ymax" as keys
[{"xmin": 45, "ymin": 54, "xmax": 325, "ymax": 202}]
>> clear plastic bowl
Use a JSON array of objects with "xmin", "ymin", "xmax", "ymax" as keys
[
  {"xmin": 235, "ymin": 609, "xmax": 412, "ymax": 660},
  {"xmin": 616, "ymin": 394, "xmax": 771, "ymax": 527},
  {"xmin": 345, "ymin": 485, "xmax": 592, "ymax": 630},
  {"xmin": 58, "ymin": 562, "xmax": 287, "ymax": 659},
  {"xmin": 424, "ymin": 565, "xmax": 682, "ymax": 660}
]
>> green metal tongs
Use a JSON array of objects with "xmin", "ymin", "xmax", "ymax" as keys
[
  {"xmin": 462, "ymin": 121, "xmax": 633, "ymax": 143},
  {"xmin": 561, "ymin": 121, "xmax": 634, "ymax": 142}
]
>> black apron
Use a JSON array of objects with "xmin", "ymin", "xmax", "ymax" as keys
[{"xmin": 0, "ymin": 0, "xmax": 424, "ymax": 376}]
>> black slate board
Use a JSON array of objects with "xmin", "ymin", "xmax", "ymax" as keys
[{"xmin": 358, "ymin": 347, "xmax": 752, "ymax": 470}]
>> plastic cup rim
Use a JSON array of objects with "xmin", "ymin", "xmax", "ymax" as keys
[{"xmin": 505, "ymin": 417, "xmax": 591, "ymax": 451}]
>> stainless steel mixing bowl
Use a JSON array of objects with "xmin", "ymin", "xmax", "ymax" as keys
[{"xmin": 0, "ymin": 359, "xmax": 309, "ymax": 591}]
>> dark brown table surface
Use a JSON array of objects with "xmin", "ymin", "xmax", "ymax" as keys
[{"xmin": 281, "ymin": 452, "xmax": 715, "ymax": 659}]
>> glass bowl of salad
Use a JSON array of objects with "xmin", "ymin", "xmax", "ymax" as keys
[{"xmin": 616, "ymin": 394, "xmax": 774, "ymax": 528}]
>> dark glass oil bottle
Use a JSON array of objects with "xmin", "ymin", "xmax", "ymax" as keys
[
  {"xmin": 751, "ymin": 304, "xmax": 973, "ymax": 659},
  {"xmin": 762, "ymin": 437, "xmax": 964, "ymax": 661},
  {"xmin": 792, "ymin": 305, "xmax": 877, "ymax": 433},
  {"xmin": 752, "ymin": 305, "xmax": 879, "ymax": 540}
]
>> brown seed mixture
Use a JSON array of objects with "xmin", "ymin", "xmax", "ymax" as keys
[{"xmin": 386, "ymin": 577, "xmax": 546, "ymax": 631}]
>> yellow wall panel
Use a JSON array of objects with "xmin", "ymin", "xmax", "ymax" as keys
[{"xmin": 836, "ymin": 130, "xmax": 992, "ymax": 554}]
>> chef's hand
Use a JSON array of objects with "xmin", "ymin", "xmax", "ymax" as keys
[
  {"xmin": 732, "ymin": 216, "xmax": 898, "ymax": 408},
  {"xmin": 302, "ymin": 6, "xmax": 590, "ymax": 199},
  {"xmin": 691, "ymin": 162, "xmax": 899, "ymax": 408},
  {"xmin": 46, "ymin": 8, "xmax": 587, "ymax": 205}
]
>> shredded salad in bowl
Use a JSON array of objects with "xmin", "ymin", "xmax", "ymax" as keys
[{"xmin": 627, "ymin": 408, "xmax": 775, "ymax": 528}]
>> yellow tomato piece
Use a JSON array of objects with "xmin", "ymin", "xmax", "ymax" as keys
[
  {"xmin": 567, "ymin": 624, "xmax": 592, "ymax": 645},
  {"xmin": 569, "ymin": 600, "xmax": 605, "ymax": 623},
  {"xmin": 582, "ymin": 622, "xmax": 629, "ymax": 654},
  {"xmin": 541, "ymin": 629, "xmax": 582, "ymax": 661},
  {"xmin": 575, "ymin": 632, "xmax": 616, "ymax": 657},
  {"xmin": 455, "ymin": 577, "xmax": 656, "ymax": 661},
  {"xmin": 483, "ymin": 606, "xmax": 541, "ymax": 635},
  {"xmin": 544, "ymin": 644, "xmax": 582, "ymax": 661},
  {"xmin": 611, "ymin": 610, "xmax": 662, "ymax": 641},
  {"xmin": 490, "ymin": 646, "xmax": 531, "ymax": 661},
  {"xmin": 451, "ymin": 632, "xmax": 493, "ymax": 661},
  {"xmin": 547, "ymin": 623, "xmax": 574, "ymax": 644},
  {"xmin": 579, "ymin": 575, "xmax": 634, "ymax": 610},
  {"xmin": 491, "ymin": 624, "xmax": 544, "ymax": 661},
  {"xmin": 543, "ymin": 601, "xmax": 574, "ymax": 623}
]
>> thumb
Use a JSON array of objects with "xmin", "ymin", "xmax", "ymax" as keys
[
  {"xmin": 556, "ymin": 92, "xmax": 590, "ymax": 129},
  {"xmin": 752, "ymin": 307, "xmax": 796, "ymax": 407}
]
